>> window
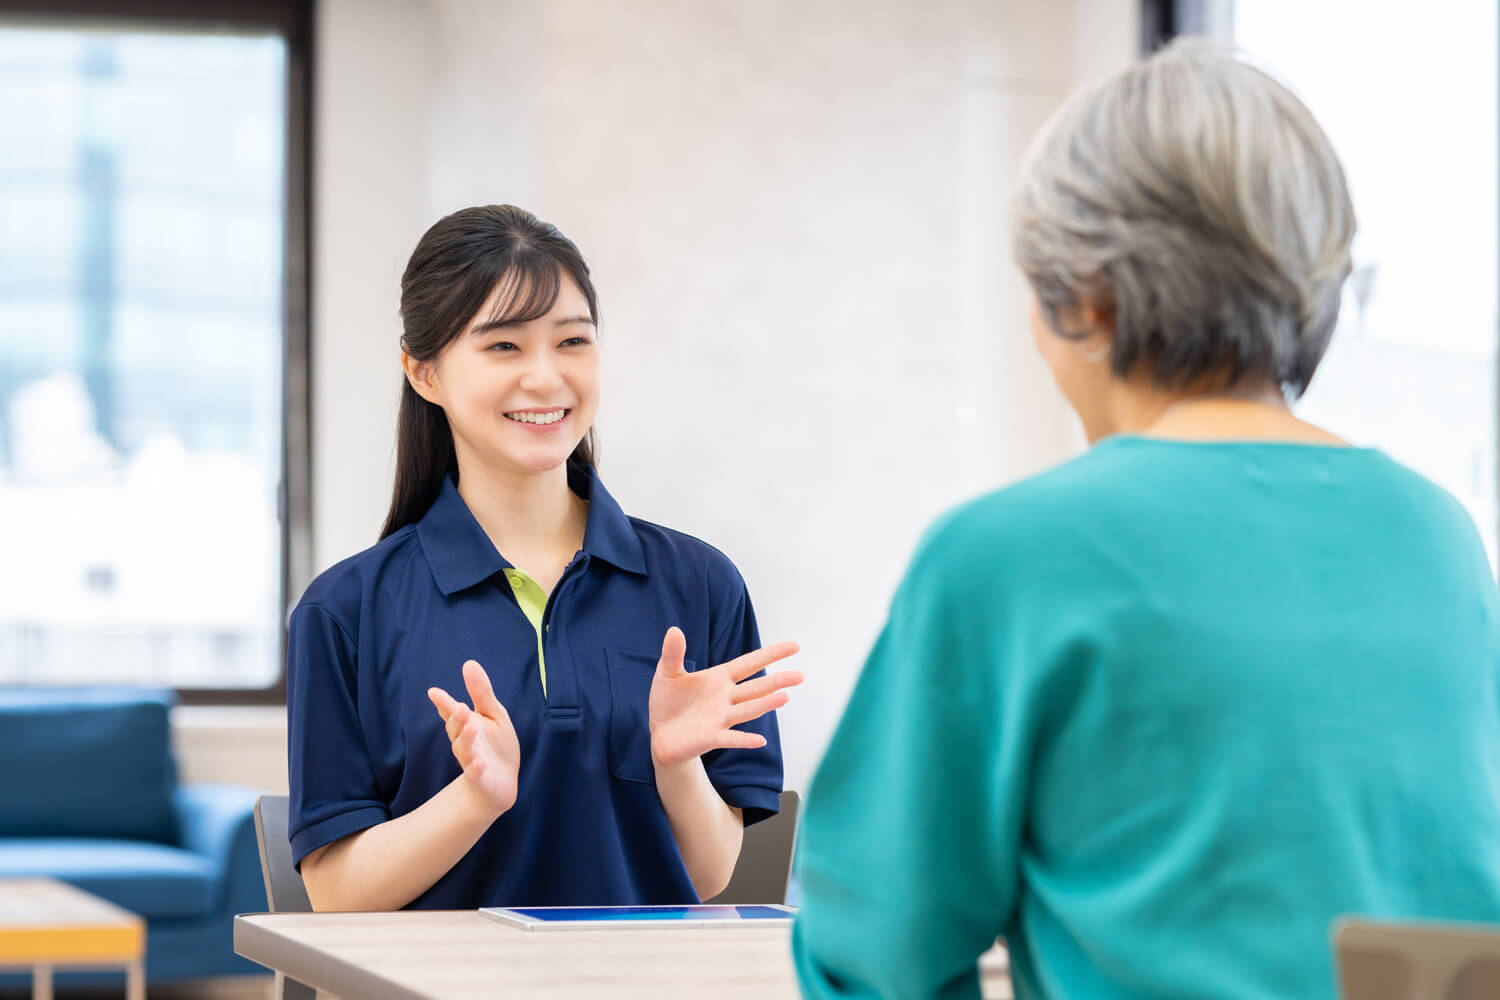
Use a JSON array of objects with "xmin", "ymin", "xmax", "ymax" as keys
[
  {"xmin": 0, "ymin": 1, "xmax": 310, "ymax": 700},
  {"xmin": 1155, "ymin": 0, "xmax": 1500, "ymax": 571}
]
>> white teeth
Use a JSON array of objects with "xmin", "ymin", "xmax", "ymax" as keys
[{"xmin": 505, "ymin": 409, "xmax": 566, "ymax": 425}]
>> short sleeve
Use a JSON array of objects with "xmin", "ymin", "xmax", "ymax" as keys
[
  {"xmin": 791, "ymin": 514, "xmax": 1025, "ymax": 999},
  {"xmin": 286, "ymin": 603, "xmax": 391, "ymax": 868},
  {"xmin": 700, "ymin": 561, "xmax": 783, "ymax": 827}
]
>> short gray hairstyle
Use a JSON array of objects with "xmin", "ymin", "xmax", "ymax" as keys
[{"xmin": 1013, "ymin": 38, "xmax": 1356, "ymax": 397}]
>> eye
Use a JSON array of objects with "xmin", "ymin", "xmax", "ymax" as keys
[
  {"xmin": 559, "ymin": 337, "xmax": 590, "ymax": 348},
  {"xmin": 487, "ymin": 341, "xmax": 518, "ymax": 352}
]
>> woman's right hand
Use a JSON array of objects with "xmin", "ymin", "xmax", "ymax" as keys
[{"xmin": 427, "ymin": 660, "xmax": 521, "ymax": 815}]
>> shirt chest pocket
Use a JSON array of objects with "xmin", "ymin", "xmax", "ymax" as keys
[{"xmin": 604, "ymin": 647, "xmax": 694, "ymax": 784}]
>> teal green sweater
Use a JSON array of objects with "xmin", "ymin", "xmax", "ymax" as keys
[{"xmin": 793, "ymin": 437, "xmax": 1500, "ymax": 1000}]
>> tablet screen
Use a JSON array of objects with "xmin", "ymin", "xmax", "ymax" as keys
[{"xmin": 509, "ymin": 905, "xmax": 789, "ymax": 922}]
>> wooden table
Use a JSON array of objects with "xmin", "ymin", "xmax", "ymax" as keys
[
  {"xmin": 0, "ymin": 878, "xmax": 145, "ymax": 1000},
  {"xmin": 235, "ymin": 911, "xmax": 1013, "ymax": 999}
]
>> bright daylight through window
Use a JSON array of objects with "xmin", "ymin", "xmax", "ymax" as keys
[
  {"xmin": 1234, "ymin": 0, "xmax": 1499, "ymax": 570},
  {"xmin": 0, "ymin": 24, "xmax": 288, "ymax": 687}
]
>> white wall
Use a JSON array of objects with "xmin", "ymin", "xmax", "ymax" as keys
[
  {"xmin": 174, "ymin": 706, "xmax": 288, "ymax": 793},
  {"xmin": 310, "ymin": 0, "xmax": 433, "ymax": 566},
  {"xmin": 201, "ymin": 0, "xmax": 1138, "ymax": 796}
]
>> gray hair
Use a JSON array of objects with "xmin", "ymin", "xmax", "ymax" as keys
[{"xmin": 1012, "ymin": 38, "xmax": 1356, "ymax": 396}]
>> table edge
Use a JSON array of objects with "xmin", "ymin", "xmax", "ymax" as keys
[{"xmin": 235, "ymin": 914, "xmax": 430, "ymax": 1000}]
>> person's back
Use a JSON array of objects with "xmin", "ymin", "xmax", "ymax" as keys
[
  {"xmin": 997, "ymin": 436, "xmax": 1500, "ymax": 997},
  {"xmin": 793, "ymin": 437, "xmax": 1500, "ymax": 999}
]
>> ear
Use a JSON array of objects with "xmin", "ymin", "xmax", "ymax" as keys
[
  {"xmin": 402, "ymin": 351, "xmax": 442, "ymax": 406},
  {"xmin": 1074, "ymin": 292, "xmax": 1116, "ymax": 338},
  {"xmin": 1048, "ymin": 293, "xmax": 1109, "ymax": 337},
  {"xmin": 1054, "ymin": 294, "xmax": 1115, "ymax": 361}
]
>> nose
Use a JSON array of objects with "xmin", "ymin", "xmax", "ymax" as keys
[{"xmin": 517, "ymin": 353, "xmax": 563, "ymax": 394}]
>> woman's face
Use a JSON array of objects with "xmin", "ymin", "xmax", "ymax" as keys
[
  {"xmin": 413, "ymin": 269, "xmax": 600, "ymax": 477},
  {"xmin": 1029, "ymin": 294, "xmax": 1115, "ymax": 443}
]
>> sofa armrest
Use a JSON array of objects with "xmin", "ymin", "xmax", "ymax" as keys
[{"xmin": 173, "ymin": 783, "xmax": 268, "ymax": 916}]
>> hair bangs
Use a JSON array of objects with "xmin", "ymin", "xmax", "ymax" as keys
[{"xmin": 480, "ymin": 252, "xmax": 565, "ymax": 331}]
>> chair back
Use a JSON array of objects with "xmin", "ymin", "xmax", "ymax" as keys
[
  {"xmin": 253, "ymin": 794, "xmax": 313, "ymax": 914},
  {"xmin": 708, "ymin": 790, "xmax": 800, "ymax": 905},
  {"xmin": 1336, "ymin": 918, "xmax": 1500, "ymax": 999}
]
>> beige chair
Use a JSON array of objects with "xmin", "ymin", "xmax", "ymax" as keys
[
  {"xmin": 1336, "ymin": 918, "xmax": 1500, "ymax": 999},
  {"xmin": 709, "ymin": 790, "xmax": 800, "ymax": 905}
]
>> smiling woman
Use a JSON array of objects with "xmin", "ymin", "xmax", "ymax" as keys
[
  {"xmin": 285, "ymin": 205, "xmax": 803, "ymax": 914},
  {"xmin": 382, "ymin": 206, "xmax": 601, "ymax": 537}
]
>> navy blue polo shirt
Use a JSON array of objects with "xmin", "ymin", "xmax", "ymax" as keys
[{"xmin": 286, "ymin": 463, "xmax": 784, "ymax": 909}]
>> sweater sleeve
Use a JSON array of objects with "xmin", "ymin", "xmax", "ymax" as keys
[{"xmin": 792, "ymin": 513, "xmax": 1030, "ymax": 1000}]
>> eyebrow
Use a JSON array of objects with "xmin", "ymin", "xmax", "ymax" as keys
[{"xmin": 470, "ymin": 315, "xmax": 595, "ymax": 336}]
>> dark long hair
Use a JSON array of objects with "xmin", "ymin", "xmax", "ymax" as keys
[{"xmin": 380, "ymin": 205, "xmax": 599, "ymax": 539}]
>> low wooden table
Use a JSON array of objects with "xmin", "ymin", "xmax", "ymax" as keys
[
  {"xmin": 236, "ymin": 910, "xmax": 1012, "ymax": 999},
  {"xmin": 0, "ymin": 878, "xmax": 145, "ymax": 1000}
]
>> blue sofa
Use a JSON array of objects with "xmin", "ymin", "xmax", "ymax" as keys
[{"xmin": 0, "ymin": 688, "xmax": 268, "ymax": 985}]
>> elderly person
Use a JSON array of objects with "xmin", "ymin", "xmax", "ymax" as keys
[{"xmin": 792, "ymin": 39, "xmax": 1500, "ymax": 1000}]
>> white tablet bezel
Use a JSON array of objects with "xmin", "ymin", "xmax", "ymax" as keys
[{"xmin": 479, "ymin": 903, "xmax": 796, "ymax": 931}]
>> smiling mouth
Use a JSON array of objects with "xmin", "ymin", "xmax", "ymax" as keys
[{"xmin": 503, "ymin": 409, "xmax": 569, "ymax": 425}]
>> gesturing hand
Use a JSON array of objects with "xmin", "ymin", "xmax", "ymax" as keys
[
  {"xmin": 427, "ymin": 660, "xmax": 521, "ymax": 815},
  {"xmin": 648, "ymin": 627, "xmax": 803, "ymax": 769}
]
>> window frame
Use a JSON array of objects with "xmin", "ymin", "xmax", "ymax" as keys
[{"xmin": 0, "ymin": 0, "xmax": 314, "ymax": 704}]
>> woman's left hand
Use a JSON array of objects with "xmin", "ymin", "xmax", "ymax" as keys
[{"xmin": 648, "ymin": 627, "xmax": 803, "ymax": 768}]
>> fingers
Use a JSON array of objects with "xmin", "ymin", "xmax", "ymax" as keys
[
  {"xmin": 657, "ymin": 626, "xmax": 688, "ymax": 678},
  {"xmin": 436, "ymin": 696, "xmax": 484, "ymax": 769},
  {"xmin": 427, "ymin": 685, "xmax": 460, "ymax": 722},
  {"xmin": 431, "ymin": 669, "xmax": 501, "ymax": 778},
  {"xmin": 725, "ymin": 641, "xmax": 801, "ymax": 682},
  {"xmin": 428, "ymin": 683, "xmax": 473, "ymax": 743},
  {"xmin": 453, "ymin": 709, "xmax": 483, "ymax": 767},
  {"xmin": 715, "ymin": 729, "xmax": 769, "ymax": 751},
  {"xmin": 731, "ymin": 669, "xmax": 805, "ymax": 703},
  {"xmin": 463, "ymin": 659, "xmax": 509, "ymax": 722},
  {"xmin": 446, "ymin": 702, "xmax": 471, "ymax": 745},
  {"xmin": 726, "ymin": 691, "xmax": 790, "ymax": 727}
]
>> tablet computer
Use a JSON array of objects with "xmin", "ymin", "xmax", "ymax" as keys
[{"xmin": 479, "ymin": 904, "xmax": 796, "ymax": 931}]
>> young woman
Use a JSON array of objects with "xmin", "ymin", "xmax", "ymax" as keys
[{"xmin": 287, "ymin": 205, "xmax": 802, "ymax": 911}]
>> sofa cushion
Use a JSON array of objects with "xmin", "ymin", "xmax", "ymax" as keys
[
  {"xmin": 0, "ymin": 688, "xmax": 177, "ymax": 843},
  {"xmin": 0, "ymin": 839, "xmax": 218, "ymax": 919}
]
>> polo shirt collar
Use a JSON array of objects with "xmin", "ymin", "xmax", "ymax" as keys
[
  {"xmin": 417, "ymin": 464, "xmax": 647, "ymax": 597},
  {"xmin": 567, "ymin": 462, "xmax": 648, "ymax": 577}
]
